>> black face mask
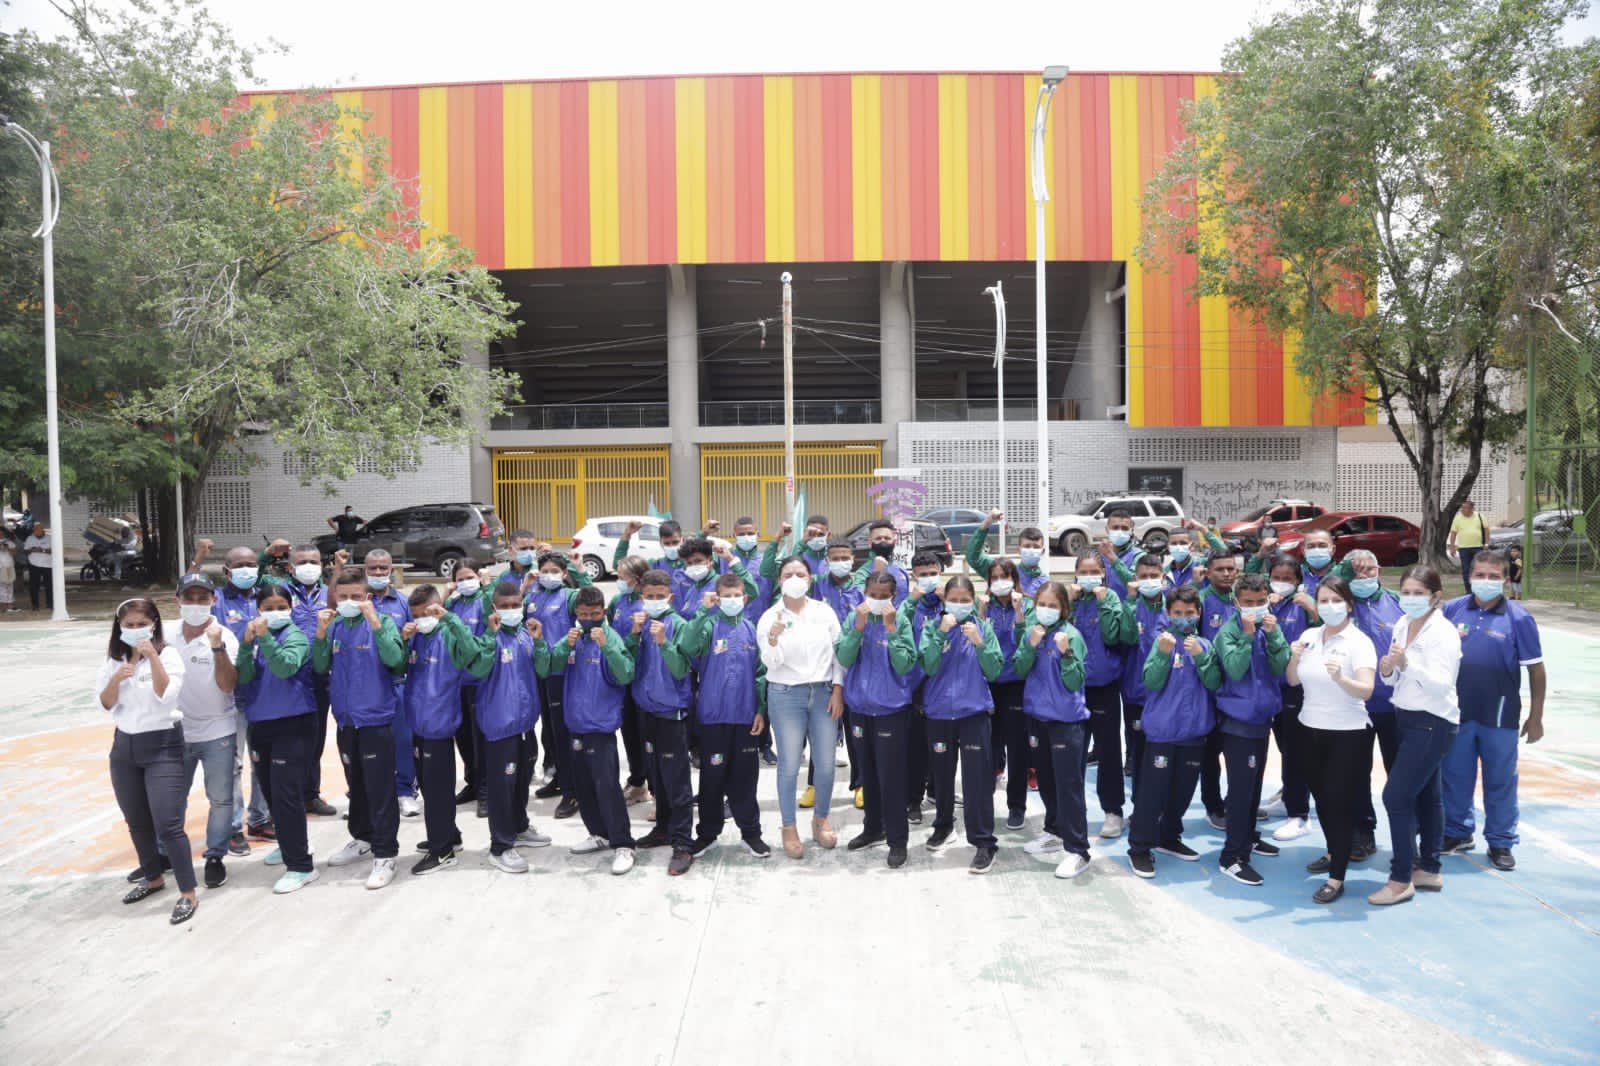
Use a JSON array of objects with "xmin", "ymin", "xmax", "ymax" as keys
[
  {"xmin": 870, "ymin": 541, "xmax": 895, "ymax": 558},
  {"xmin": 579, "ymin": 618, "xmax": 602, "ymax": 634}
]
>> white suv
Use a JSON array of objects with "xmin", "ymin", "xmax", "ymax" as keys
[
  {"xmin": 568, "ymin": 515, "xmax": 729, "ymax": 581},
  {"xmin": 1046, "ymin": 496, "xmax": 1186, "ymax": 557}
]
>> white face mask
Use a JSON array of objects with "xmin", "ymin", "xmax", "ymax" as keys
[
  {"xmin": 293, "ymin": 563, "xmax": 322, "ymax": 585},
  {"xmin": 828, "ymin": 560, "xmax": 853, "ymax": 578},
  {"xmin": 179, "ymin": 603, "xmax": 213, "ymax": 627},
  {"xmin": 456, "ymin": 578, "xmax": 480, "ymax": 596},
  {"xmin": 1270, "ymin": 580, "xmax": 1296, "ymax": 598},
  {"xmin": 538, "ymin": 572, "xmax": 565, "ymax": 590},
  {"xmin": 685, "ymin": 563, "xmax": 712, "ymax": 582},
  {"xmin": 781, "ymin": 575, "xmax": 811, "ymax": 600},
  {"xmin": 414, "ymin": 615, "xmax": 440, "ymax": 635},
  {"xmin": 989, "ymin": 580, "xmax": 1014, "ymax": 598},
  {"xmin": 262, "ymin": 610, "xmax": 292, "ymax": 630},
  {"xmin": 865, "ymin": 597, "xmax": 893, "ymax": 615}
]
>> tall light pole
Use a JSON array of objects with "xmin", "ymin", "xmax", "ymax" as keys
[
  {"xmin": 985, "ymin": 281, "xmax": 1008, "ymax": 554},
  {"xmin": 780, "ymin": 271, "xmax": 796, "ymax": 524},
  {"xmin": 1032, "ymin": 65, "xmax": 1067, "ymax": 566},
  {"xmin": 3, "ymin": 115, "xmax": 68, "ymax": 621}
]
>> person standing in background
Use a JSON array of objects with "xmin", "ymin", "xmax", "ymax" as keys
[
  {"xmin": 327, "ymin": 506, "xmax": 364, "ymax": 550},
  {"xmin": 23, "ymin": 521, "xmax": 51, "ymax": 611},
  {"xmin": 0, "ymin": 533, "xmax": 17, "ymax": 613},
  {"xmin": 1447, "ymin": 501, "xmax": 1490, "ymax": 594}
]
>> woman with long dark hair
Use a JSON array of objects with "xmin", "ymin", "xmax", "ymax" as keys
[{"xmin": 100, "ymin": 597, "xmax": 195, "ymax": 924}]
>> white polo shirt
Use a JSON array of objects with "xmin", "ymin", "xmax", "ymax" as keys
[
  {"xmin": 97, "ymin": 646, "xmax": 187, "ymax": 735},
  {"xmin": 757, "ymin": 598, "xmax": 844, "ymax": 687},
  {"xmin": 162, "ymin": 621, "xmax": 240, "ymax": 743},
  {"xmin": 1295, "ymin": 622, "xmax": 1378, "ymax": 731}
]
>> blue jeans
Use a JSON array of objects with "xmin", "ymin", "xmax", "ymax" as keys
[
  {"xmin": 1442, "ymin": 718, "xmax": 1520, "ymax": 848},
  {"xmin": 769, "ymin": 682, "xmax": 837, "ymax": 825},
  {"xmin": 232, "ymin": 709, "xmax": 270, "ymax": 829},
  {"xmin": 184, "ymin": 733, "xmax": 237, "ymax": 860},
  {"xmin": 1383, "ymin": 709, "xmax": 1458, "ymax": 881}
]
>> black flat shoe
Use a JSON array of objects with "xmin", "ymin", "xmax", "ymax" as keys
[
  {"xmin": 1313, "ymin": 880, "xmax": 1344, "ymax": 904},
  {"xmin": 1305, "ymin": 852, "xmax": 1332, "ymax": 874},
  {"xmin": 122, "ymin": 882, "xmax": 166, "ymax": 904},
  {"xmin": 169, "ymin": 896, "xmax": 198, "ymax": 925},
  {"xmin": 125, "ymin": 857, "xmax": 173, "ymax": 883}
]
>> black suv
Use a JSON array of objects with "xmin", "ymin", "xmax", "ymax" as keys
[{"xmin": 313, "ymin": 502, "xmax": 509, "ymax": 577}]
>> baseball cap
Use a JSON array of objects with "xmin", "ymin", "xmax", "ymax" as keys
[{"xmin": 177, "ymin": 572, "xmax": 216, "ymax": 594}]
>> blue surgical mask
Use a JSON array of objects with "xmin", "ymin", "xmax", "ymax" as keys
[
  {"xmin": 1076, "ymin": 575, "xmax": 1103, "ymax": 591},
  {"xmin": 1471, "ymin": 579, "xmax": 1504, "ymax": 604},
  {"xmin": 455, "ymin": 578, "xmax": 480, "ymax": 596},
  {"xmin": 119, "ymin": 626, "xmax": 154, "ymax": 647},
  {"xmin": 828, "ymin": 560, "xmax": 853, "ymax": 579},
  {"xmin": 1108, "ymin": 530, "xmax": 1132, "ymax": 548},
  {"xmin": 1019, "ymin": 547, "xmax": 1042, "ymax": 567},
  {"xmin": 1318, "ymin": 601, "xmax": 1348, "ymax": 626},
  {"xmin": 1240, "ymin": 605, "xmax": 1270, "ymax": 624},
  {"xmin": 946, "ymin": 602, "xmax": 975, "ymax": 622},
  {"xmin": 1169, "ymin": 616, "xmax": 1198, "ymax": 636},
  {"xmin": 642, "ymin": 598, "xmax": 672, "ymax": 618},
  {"xmin": 617, "ymin": 579, "xmax": 633, "ymax": 595},
  {"xmin": 1168, "ymin": 546, "xmax": 1190, "ymax": 564},
  {"xmin": 366, "ymin": 575, "xmax": 390, "ymax": 592},
  {"xmin": 1034, "ymin": 606, "xmax": 1061, "ymax": 627},
  {"xmin": 335, "ymin": 600, "xmax": 363, "ymax": 619},
  {"xmin": 538, "ymin": 572, "xmax": 565, "ymax": 590},
  {"xmin": 806, "ymin": 536, "xmax": 828, "ymax": 553},
  {"xmin": 515, "ymin": 550, "xmax": 536, "ymax": 567},
  {"xmin": 718, "ymin": 596, "xmax": 745, "ymax": 617},
  {"xmin": 1398, "ymin": 593, "xmax": 1432, "ymax": 618},
  {"xmin": 662, "ymin": 544, "xmax": 680, "ymax": 561},
  {"xmin": 917, "ymin": 575, "xmax": 939, "ymax": 595},
  {"xmin": 1304, "ymin": 548, "xmax": 1333, "ymax": 569},
  {"xmin": 228, "ymin": 567, "xmax": 259, "ymax": 590},
  {"xmin": 497, "ymin": 607, "xmax": 523, "ymax": 626},
  {"xmin": 262, "ymin": 610, "xmax": 292, "ymax": 630},
  {"xmin": 735, "ymin": 535, "xmax": 758, "ymax": 552},
  {"xmin": 1138, "ymin": 578, "xmax": 1164, "ymax": 598},
  {"xmin": 1350, "ymin": 577, "xmax": 1380, "ymax": 599}
]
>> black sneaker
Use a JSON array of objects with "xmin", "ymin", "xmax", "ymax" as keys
[
  {"xmin": 1129, "ymin": 851, "xmax": 1156, "ymax": 879},
  {"xmin": 476, "ymin": 799, "xmax": 488, "ymax": 819},
  {"xmin": 1489, "ymin": 846, "xmax": 1516, "ymax": 871},
  {"xmin": 554, "ymin": 796, "xmax": 581, "ymax": 820},
  {"xmin": 412, "ymin": 850, "xmax": 458, "ymax": 876},
  {"xmin": 454, "ymin": 785, "xmax": 475, "ymax": 805},
  {"xmin": 306, "ymin": 796, "xmax": 336, "ymax": 817},
  {"xmin": 906, "ymin": 803, "xmax": 924, "ymax": 826},
  {"xmin": 246, "ymin": 821, "xmax": 277, "ymax": 841},
  {"xmin": 203, "ymin": 857, "xmax": 227, "ymax": 889},
  {"xmin": 1251, "ymin": 838, "xmax": 1281, "ymax": 858},
  {"xmin": 1086, "ymin": 748, "xmax": 1100, "ymax": 766},
  {"xmin": 741, "ymin": 834, "xmax": 772, "ymax": 859},
  {"xmin": 533, "ymin": 780, "xmax": 561, "ymax": 800},
  {"xmin": 969, "ymin": 847, "xmax": 997, "ymax": 875},
  {"xmin": 1154, "ymin": 838, "xmax": 1199, "ymax": 861},
  {"xmin": 926, "ymin": 826, "xmax": 955, "ymax": 851},
  {"xmin": 1442, "ymin": 835, "xmax": 1475, "ymax": 854},
  {"xmin": 1305, "ymin": 852, "xmax": 1333, "ymax": 873},
  {"xmin": 1221, "ymin": 859, "xmax": 1263, "ymax": 886},
  {"xmin": 227, "ymin": 832, "xmax": 250, "ymax": 857},
  {"xmin": 635, "ymin": 827, "xmax": 671, "ymax": 849},
  {"xmin": 690, "ymin": 834, "xmax": 720, "ymax": 857},
  {"xmin": 668, "ymin": 848, "xmax": 694, "ymax": 876},
  {"xmin": 126, "ymin": 856, "xmax": 174, "ymax": 883},
  {"xmin": 847, "ymin": 831, "xmax": 887, "ymax": 852},
  {"xmin": 760, "ymin": 749, "xmax": 778, "ymax": 767},
  {"xmin": 887, "ymin": 846, "xmax": 908, "ymax": 869},
  {"xmin": 1005, "ymin": 810, "xmax": 1026, "ymax": 831}
]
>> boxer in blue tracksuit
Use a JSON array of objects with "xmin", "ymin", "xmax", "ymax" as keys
[
  {"xmin": 1348, "ymin": 552, "xmax": 1403, "ymax": 856},
  {"xmin": 1440, "ymin": 549, "xmax": 1545, "ymax": 870},
  {"xmin": 1196, "ymin": 553, "xmax": 1240, "ymax": 827},
  {"xmin": 235, "ymin": 584, "xmax": 318, "ymax": 891},
  {"xmin": 1212, "ymin": 574, "xmax": 1291, "ymax": 885},
  {"xmin": 903, "ymin": 552, "xmax": 947, "ymax": 821},
  {"xmin": 1095, "ymin": 509, "xmax": 1144, "ymax": 598},
  {"xmin": 837, "ymin": 570, "xmax": 920, "ymax": 867},
  {"xmin": 1012, "ymin": 581, "xmax": 1093, "ymax": 877},
  {"xmin": 848, "ymin": 520, "xmax": 912, "ymax": 605},
  {"xmin": 679, "ymin": 572, "xmax": 770, "ymax": 858},
  {"xmin": 524, "ymin": 551, "xmax": 593, "ymax": 814},
  {"xmin": 724, "ymin": 516, "xmax": 776, "ymax": 625},
  {"xmin": 363, "ymin": 551, "xmax": 417, "ymax": 813},
  {"xmin": 964, "ymin": 509, "xmax": 1051, "ymax": 599},
  {"xmin": 401, "ymin": 584, "xmax": 480, "ymax": 875},
  {"xmin": 311, "ymin": 568, "xmax": 407, "ymax": 885},
  {"xmin": 812, "ymin": 539, "xmax": 866, "ymax": 793},
  {"xmin": 981, "ymin": 558, "xmax": 1032, "ymax": 829},
  {"xmin": 759, "ymin": 514, "xmax": 833, "ymax": 587},
  {"xmin": 1120, "ymin": 555, "xmax": 1170, "ymax": 799},
  {"xmin": 1127, "ymin": 586, "xmax": 1222, "ymax": 879},
  {"xmin": 626, "ymin": 569, "xmax": 697, "ymax": 875},
  {"xmin": 550, "ymin": 586, "xmax": 638, "ymax": 869},
  {"xmin": 920, "ymin": 576, "xmax": 1004, "ymax": 872},
  {"xmin": 284, "ymin": 544, "xmax": 333, "ymax": 813},
  {"xmin": 610, "ymin": 556, "xmax": 654, "ymax": 797},
  {"xmin": 445, "ymin": 560, "xmax": 493, "ymax": 807},
  {"xmin": 465, "ymin": 584, "xmax": 551, "ymax": 872},
  {"xmin": 672, "ymin": 537, "xmax": 758, "ymax": 619},
  {"xmin": 1070, "ymin": 555, "xmax": 1132, "ymax": 837}
]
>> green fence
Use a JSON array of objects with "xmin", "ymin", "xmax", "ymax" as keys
[{"xmin": 1524, "ymin": 335, "xmax": 1600, "ymax": 610}]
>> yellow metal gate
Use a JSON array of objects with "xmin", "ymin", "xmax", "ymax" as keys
[
  {"xmin": 699, "ymin": 442, "xmax": 884, "ymax": 538},
  {"xmin": 493, "ymin": 447, "xmax": 670, "ymax": 543}
]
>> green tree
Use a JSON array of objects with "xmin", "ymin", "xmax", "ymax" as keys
[
  {"xmin": 0, "ymin": 1, "xmax": 517, "ymax": 577},
  {"xmin": 1139, "ymin": 0, "xmax": 1600, "ymax": 566}
]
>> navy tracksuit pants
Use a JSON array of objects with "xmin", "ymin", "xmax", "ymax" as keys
[
  {"xmin": 989, "ymin": 680, "xmax": 1030, "ymax": 818},
  {"xmin": 927, "ymin": 714, "xmax": 997, "ymax": 849},
  {"xmin": 695, "ymin": 722, "xmax": 762, "ymax": 841},
  {"xmin": 336, "ymin": 723, "xmax": 399, "ymax": 859},
  {"xmin": 248, "ymin": 713, "xmax": 317, "ymax": 873},
  {"xmin": 572, "ymin": 731, "xmax": 634, "ymax": 848},
  {"xmin": 852, "ymin": 709, "xmax": 910, "ymax": 847},
  {"xmin": 1029, "ymin": 716, "xmax": 1091, "ymax": 858},
  {"xmin": 1085, "ymin": 683, "xmax": 1125, "ymax": 816},
  {"xmin": 1219, "ymin": 731, "xmax": 1269, "ymax": 866},
  {"xmin": 481, "ymin": 729, "xmax": 535, "ymax": 855},
  {"xmin": 414, "ymin": 735, "xmax": 462, "ymax": 858},
  {"xmin": 1129, "ymin": 739, "xmax": 1205, "ymax": 856},
  {"xmin": 644, "ymin": 714, "xmax": 694, "ymax": 850}
]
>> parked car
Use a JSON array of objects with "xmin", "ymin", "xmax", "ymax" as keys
[
  {"xmin": 569, "ymin": 515, "xmax": 731, "ymax": 581},
  {"xmin": 842, "ymin": 519, "xmax": 953, "ymax": 570},
  {"xmin": 1275, "ymin": 511, "xmax": 1421, "ymax": 567},
  {"xmin": 918, "ymin": 507, "xmax": 991, "ymax": 553},
  {"xmin": 1046, "ymin": 495, "xmax": 1185, "ymax": 557},
  {"xmin": 1491, "ymin": 509, "xmax": 1593, "ymax": 564},
  {"xmin": 312, "ymin": 502, "xmax": 508, "ymax": 577},
  {"xmin": 1220, "ymin": 499, "xmax": 1329, "ymax": 551}
]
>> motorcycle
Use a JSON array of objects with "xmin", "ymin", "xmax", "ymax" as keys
[{"xmin": 80, "ymin": 518, "xmax": 148, "ymax": 584}]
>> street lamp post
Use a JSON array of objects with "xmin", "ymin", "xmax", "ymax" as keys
[
  {"xmin": 985, "ymin": 281, "xmax": 1008, "ymax": 554},
  {"xmin": 2, "ymin": 116, "xmax": 68, "ymax": 621},
  {"xmin": 1032, "ymin": 65, "xmax": 1068, "ymax": 566}
]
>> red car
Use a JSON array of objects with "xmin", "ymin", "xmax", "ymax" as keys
[
  {"xmin": 1275, "ymin": 511, "xmax": 1421, "ymax": 567},
  {"xmin": 1220, "ymin": 499, "xmax": 1329, "ymax": 550}
]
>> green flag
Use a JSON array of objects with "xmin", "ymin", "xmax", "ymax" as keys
[
  {"xmin": 648, "ymin": 494, "xmax": 671, "ymax": 521},
  {"xmin": 784, "ymin": 487, "xmax": 807, "ymax": 557}
]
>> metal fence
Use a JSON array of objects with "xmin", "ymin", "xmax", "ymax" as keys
[{"xmin": 1523, "ymin": 336, "xmax": 1600, "ymax": 610}]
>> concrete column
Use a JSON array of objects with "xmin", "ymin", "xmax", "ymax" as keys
[
  {"xmin": 879, "ymin": 261, "xmax": 913, "ymax": 465},
  {"xmin": 463, "ymin": 339, "xmax": 495, "ymax": 505},
  {"xmin": 667, "ymin": 265, "xmax": 701, "ymax": 525},
  {"xmin": 1063, "ymin": 262, "xmax": 1123, "ymax": 419}
]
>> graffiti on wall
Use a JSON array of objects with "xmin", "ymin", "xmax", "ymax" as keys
[
  {"xmin": 1186, "ymin": 479, "xmax": 1335, "ymax": 524},
  {"xmin": 867, "ymin": 476, "xmax": 929, "ymax": 567}
]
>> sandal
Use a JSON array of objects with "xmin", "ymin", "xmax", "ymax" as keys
[
  {"xmin": 169, "ymin": 895, "xmax": 198, "ymax": 925},
  {"xmin": 122, "ymin": 881, "xmax": 165, "ymax": 905},
  {"xmin": 1312, "ymin": 879, "xmax": 1344, "ymax": 904}
]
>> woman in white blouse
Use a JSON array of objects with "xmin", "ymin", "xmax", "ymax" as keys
[
  {"xmin": 757, "ymin": 557, "xmax": 846, "ymax": 859},
  {"xmin": 1371, "ymin": 565, "xmax": 1462, "ymax": 905},
  {"xmin": 98, "ymin": 597, "xmax": 196, "ymax": 924},
  {"xmin": 1287, "ymin": 576, "xmax": 1377, "ymax": 905}
]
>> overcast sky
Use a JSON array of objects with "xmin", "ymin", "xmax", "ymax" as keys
[{"xmin": 8, "ymin": 0, "xmax": 1592, "ymax": 90}]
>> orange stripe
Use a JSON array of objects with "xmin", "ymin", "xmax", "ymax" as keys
[
  {"xmin": 793, "ymin": 75, "xmax": 825, "ymax": 262},
  {"xmin": 616, "ymin": 80, "xmax": 650, "ymax": 265}
]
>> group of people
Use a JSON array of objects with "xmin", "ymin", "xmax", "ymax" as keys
[{"xmin": 96, "ymin": 503, "xmax": 1545, "ymax": 926}]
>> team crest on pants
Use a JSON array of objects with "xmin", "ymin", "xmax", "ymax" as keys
[
  {"xmin": 851, "ymin": 725, "xmax": 864, "ymax": 738},
  {"xmin": 1028, "ymin": 735, "xmax": 1039, "ymax": 749},
  {"xmin": 572, "ymin": 738, "xmax": 584, "ymax": 751},
  {"xmin": 505, "ymin": 761, "xmax": 517, "ymax": 775},
  {"xmin": 1248, "ymin": 754, "xmax": 1257, "ymax": 769},
  {"xmin": 1153, "ymin": 754, "xmax": 1169, "ymax": 769},
  {"xmin": 645, "ymin": 741, "xmax": 654, "ymax": 754},
  {"xmin": 710, "ymin": 752, "xmax": 725, "ymax": 766},
  {"xmin": 933, "ymin": 742, "xmax": 948, "ymax": 753},
  {"xmin": 341, "ymin": 751, "xmax": 351, "ymax": 765}
]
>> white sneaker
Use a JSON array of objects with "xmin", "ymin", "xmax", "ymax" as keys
[
  {"xmin": 1054, "ymin": 852, "xmax": 1092, "ymax": 879},
  {"xmin": 611, "ymin": 847, "xmax": 635, "ymax": 875},
  {"xmin": 1023, "ymin": 831, "xmax": 1064, "ymax": 856},
  {"xmin": 1258, "ymin": 790, "xmax": 1287, "ymax": 820},
  {"xmin": 272, "ymin": 868, "xmax": 319, "ymax": 894},
  {"xmin": 365, "ymin": 857, "xmax": 397, "ymax": 890},
  {"xmin": 398, "ymin": 795, "xmax": 422, "ymax": 819},
  {"xmin": 264, "ymin": 847, "xmax": 284, "ymax": 867},
  {"xmin": 1099, "ymin": 813, "xmax": 1125, "ymax": 839},
  {"xmin": 515, "ymin": 828, "xmax": 552, "ymax": 849},
  {"xmin": 570, "ymin": 835, "xmax": 609, "ymax": 855},
  {"xmin": 1273, "ymin": 816, "xmax": 1310, "ymax": 842},
  {"xmin": 327, "ymin": 839, "xmax": 373, "ymax": 867},
  {"xmin": 488, "ymin": 848, "xmax": 528, "ymax": 874}
]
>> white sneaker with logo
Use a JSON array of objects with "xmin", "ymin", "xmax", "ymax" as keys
[
  {"xmin": 327, "ymin": 839, "xmax": 373, "ymax": 867},
  {"xmin": 1054, "ymin": 853, "xmax": 1091, "ymax": 879},
  {"xmin": 611, "ymin": 848, "xmax": 636, "ymax": 875},
  {"xmin": 1023, "ymin": 831, "xmax": 1064, "ymax": 856},
  {"xmin": 365, "ymin": 857, "xmax": 397, "ymax": 890},
  {"xmin": 571, "ymin": 835, "xmax": 609, "ymax": 855},
  {"xmin": 398, "ymin": 795, "xmax": 422, "ymax": 819},
  {"xmin": 1272, "ymin": 816, "xmax": 1310, "ymax": 842}
]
